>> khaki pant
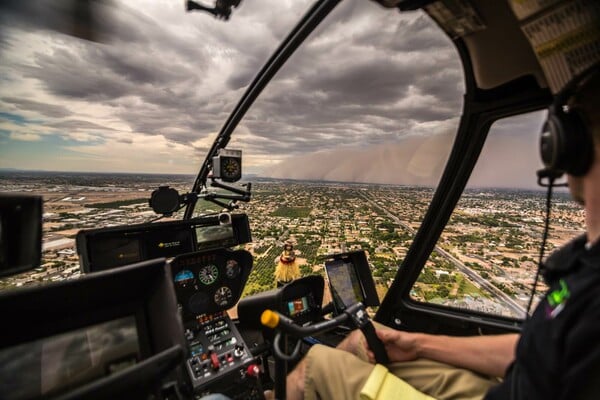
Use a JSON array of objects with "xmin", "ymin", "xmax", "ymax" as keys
[{"xmin": 302, "ymin": 344, "xmax": 500, "ymax": 400}]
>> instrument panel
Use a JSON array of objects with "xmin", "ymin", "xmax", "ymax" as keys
[{"xmin": 170, "ymin": 248, "xmax": 253, "ymax": 318}]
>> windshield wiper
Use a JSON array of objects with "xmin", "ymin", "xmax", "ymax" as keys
[{"xmin": 184, "ymin": 0, "xmax": 343, "ymax": 219}]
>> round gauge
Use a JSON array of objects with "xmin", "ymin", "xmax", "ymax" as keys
[
  {"xmin": 223, "ymin": 158, "xmax": 240, "ymax": 179},
  {"xmin": 198, "ymin": 264, "xmax": 219, "ymax": 285},
  {"xmin": 174, "ymin": 270, "xmax": 195, "ymax": 288},
  {"xmin": 214, "ymin": 286, "xmax": 233, "ymax": 307},
  {"xmin": 225, "ymin": 259, "xmax": 240, "ymax": 279}
]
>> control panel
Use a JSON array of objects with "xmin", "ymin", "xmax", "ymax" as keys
[
  {"xmin": 184, "ymin": 311, "xmax": 259, "ymax": 397},
  {"xmin": 170, "ymin": 249, "xmax": 263, "ymax": 398}
]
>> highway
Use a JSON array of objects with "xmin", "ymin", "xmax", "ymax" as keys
[{"xmin": 359, "ymin": 192, "xmax": 527, "ymax": 318}]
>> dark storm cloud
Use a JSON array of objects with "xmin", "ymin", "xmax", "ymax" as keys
[
  {"xmin": 0, "ymin": 0, "xmax": 475, "ymax": 179},
  {"xmin": 110, "ymin": 99, "xmax": 227, "ymax": 143},
  {"xmin": 301, "ymin": 59, "xmax": 411, "ymax": 105},
  {"xmin": 1, "ymin": 97, "xmax": 70, "ymax": 118},
  {"xmin": 24, "ymin": 47, "xmax": 130, "ymax": 101},
  {"xmin": 23, "ymin": 37, "xmax": 206, "ymax": 102},
  {"xmin": 391, "ymin": 15, "xmax": 453, "ymax": 52},
  {"xmin": 99, "ymin": 49, "xmax": 182, "ymax": 85},
  {"xmin": 216, "ymin": 1, "xmax": 465, "ymax": 158},
  {"xmin": 227, "ymin": 62, "xmax": 261, "ymax": 90}
]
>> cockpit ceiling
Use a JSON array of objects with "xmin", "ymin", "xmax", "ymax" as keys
[{"xmin": 426, "ymin": 0, "xmax": 547, "ymax": 91}]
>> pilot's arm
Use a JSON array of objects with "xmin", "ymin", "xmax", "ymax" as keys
[{"xmin": 369, "ymin": 329, "xmax": 518, "ymax": 378}]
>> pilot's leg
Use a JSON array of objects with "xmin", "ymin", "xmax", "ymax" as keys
[
  {"xmin": 289, "ymin": 344, "xmax": 498, "ymax": 400},
  {"xmin": 288, "ymin": 344, "xmax": 376, "ymax": 400},
  {"xmin": 333, "ymin": 323, "xmax": 500, "ymax": 399},
  {"xmin": 388, "ymin": 359, "xmax": 501, "ymax": 400}
]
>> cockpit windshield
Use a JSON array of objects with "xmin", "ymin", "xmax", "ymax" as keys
[
  {"xmin": 1, "ymin": 0, "xmax": 462, "ymax": 303},
  {"xmin": 1, "ymin": 1, "xmax": 597, "ymax": 399}
]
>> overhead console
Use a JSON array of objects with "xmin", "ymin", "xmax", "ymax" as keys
[
  {"xmin": 76, "ymin": 213, "xmax": 251, "ymax": 273},
  {"xmin": 168, "ymin": 249, "xmax": 262, "ymax": 399}
]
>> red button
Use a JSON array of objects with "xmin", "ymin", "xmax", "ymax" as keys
[
  {"xmin": 246, "ymin": 364, "xmax": 260, "ymax": 378},
  {"xmin": 210, "ymin": 352, "xmax": 220, "ymax": 370}
]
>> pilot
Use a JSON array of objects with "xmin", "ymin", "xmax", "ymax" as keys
[{"xmin": 284, "ymin": 1, "xmax": 600, "ymax": 400}]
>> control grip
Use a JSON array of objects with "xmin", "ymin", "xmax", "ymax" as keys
[{"xmin": 360, "ymin": 321, "xmax": 389, "ymax": 364}]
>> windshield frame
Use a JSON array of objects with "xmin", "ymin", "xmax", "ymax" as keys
[
  {"xmin": 374, "ymin": 38, "xmax": 553, "ymax": 327},
  {"xmin": 183, "ymin": 0, "xmax": 342, "ymax": 219}
]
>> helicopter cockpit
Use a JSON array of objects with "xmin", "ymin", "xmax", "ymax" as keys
[
  {"xmin": 2, "ymin": 0, "xmax": 597, "ymax": 399},
  {"xmin": 0, "ymin": 197, "xmax": 384, "ymax": 399}
]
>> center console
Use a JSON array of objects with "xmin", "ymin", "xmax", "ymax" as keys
[
  {"xmin": 184, "ymin": 311, "xmax": 260, "ymax": 399},
  {"xmin": 236, "ymin": 275, "xmax": 325, "ymax": 333},
  {"xmin": 169, "ymin": 249, "xmax": 263, "ymax": 399}
]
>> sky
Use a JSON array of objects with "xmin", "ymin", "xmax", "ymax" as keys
[{"xmin": 0, "ymin": 0, "xmax": 547, "ymax": 187}]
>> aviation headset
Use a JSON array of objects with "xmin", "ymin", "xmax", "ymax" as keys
[
  {"xmin": 540, "ymin": 66, "xmax": 599, "ymax": 177},
  {"xmin": 527, "ymin": 65, "xmax": 599, "ymax": 316}
]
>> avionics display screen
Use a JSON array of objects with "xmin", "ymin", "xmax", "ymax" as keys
[
  {"xmin": 325, "ymin": 260, "xmax": 364, "ymax": 310},
  {"xmin": 0, "ymin": 316, "xmax": 140, "ymax": 400},
  {"xmin": 196, "ymin": 225, "xmax": 235, "ymax": 250},
  {"xmin": 0, "ymin": 194, "xmax": 42, "ymax": 277},
  {"xmin": 146, "ymin": 228, "xmax": 194, "ymax": 259},
  {"xmin": 88, "ymin": 236, "xmax": 142, "ymax": 269},
  {"xmin": 286, "ymin": 296, "xmax": 310, "ymax": 318}
]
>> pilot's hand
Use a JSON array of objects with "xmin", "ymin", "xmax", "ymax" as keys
[{"xmin": 366, "ymin": 329, "xmax": 419, "ymax": 363}]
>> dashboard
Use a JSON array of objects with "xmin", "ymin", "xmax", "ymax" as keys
[{"xmin": 72, "ymin": 218, "xmax": 381, "ymax": 400}]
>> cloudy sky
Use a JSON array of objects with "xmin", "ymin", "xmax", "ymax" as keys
[{"xmin": 0, "ymin": 0, "xmax": 547, "ymax": 187}]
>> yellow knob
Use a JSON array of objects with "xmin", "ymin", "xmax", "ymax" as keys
[{"xmin": 261, "ymin": 309, "xmax": 279, "ymax": 328}]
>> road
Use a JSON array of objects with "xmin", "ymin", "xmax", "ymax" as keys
[{"xmin": 359, "ymin": 192, "xmax": 527, "ymax": 317}]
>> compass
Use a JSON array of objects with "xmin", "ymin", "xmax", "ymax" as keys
[{"xmin": 222, "ymin": 157, "xmax": 241, "ymax": 181}]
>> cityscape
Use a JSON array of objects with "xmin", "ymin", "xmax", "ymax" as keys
[{"xmin": 0, "ymin": 171, "xmax": 585, "ymax": 319}]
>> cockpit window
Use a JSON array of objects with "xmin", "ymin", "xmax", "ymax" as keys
[
  {"xmin": 1, "ymin": 1, "xmax": 461, "ymax": 308},
  {"xmin": 225, "ymin": 4, "xmax": 463, "ymax": 301},
  {"xmin": 412, "ymin": 111, "xmax": 584, "ymax": 319}
]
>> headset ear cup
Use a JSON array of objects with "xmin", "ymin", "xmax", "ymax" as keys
[
  {"xmin": 540, "ymin": 109, "xmax": 594, "ymax": 177},
  {"xmin": 540, "ymin": 113, "xmax": 566, "ymax": 173}
]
